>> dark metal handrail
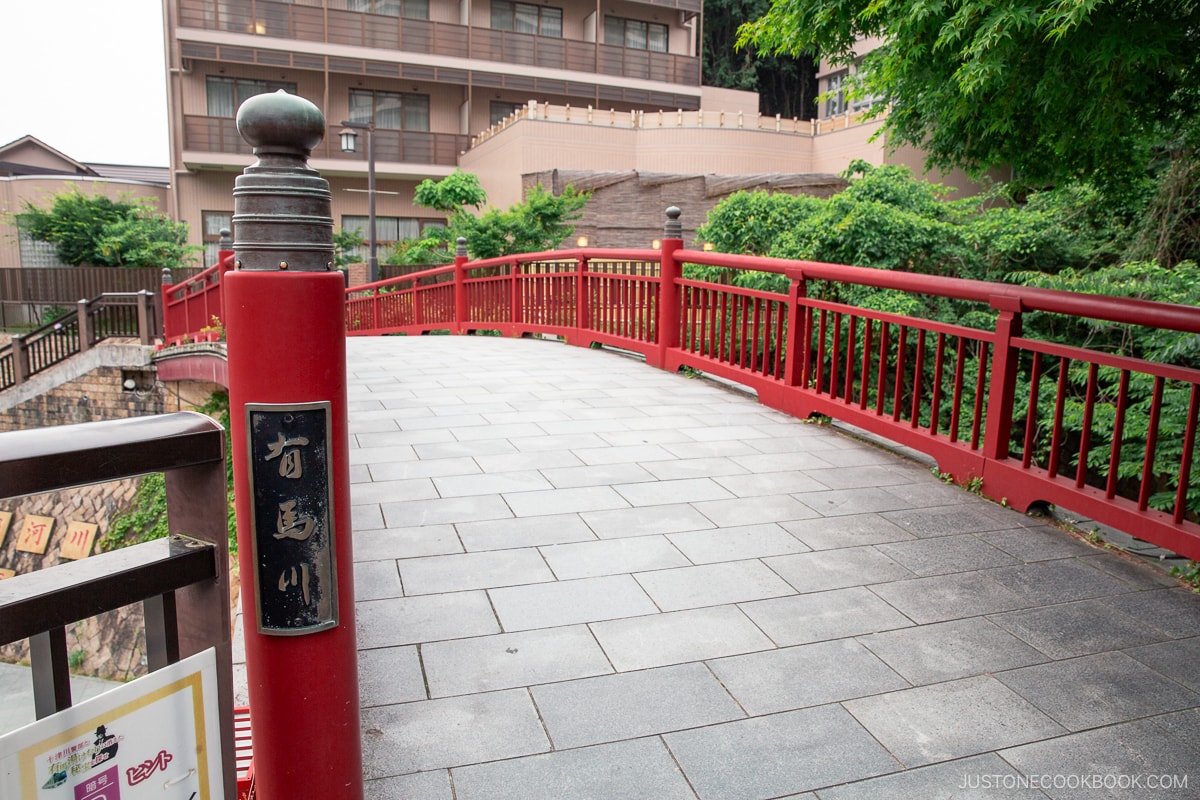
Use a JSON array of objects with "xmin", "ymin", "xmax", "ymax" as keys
[
  {"xmin": 0, "ymin": 290, "xmax": 158, "ymax": 392},
  {"xmin": 0, "ymin": 411, "xmax": 235, "ymax": 798}
]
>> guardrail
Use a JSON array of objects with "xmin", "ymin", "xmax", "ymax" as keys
[
  {"xmin": 344, "ymin": 221, "xmax": 1200, "ymax": 563},
  {"xmin": 162, "ymin": 252, "xmax": 232, "ymax": 347},
  {"xmin": 0, "ymin": 411, "xmax": 236, "ymax": 797},
  {"xmin": 0, "ymin": 291, "xmax": 159, "ymax": 392}
]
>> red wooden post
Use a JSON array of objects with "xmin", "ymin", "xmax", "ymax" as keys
[
  {"xmin": 224, "ymin": 91, "xmax": 363, "ymax": 800},
  {"xmin": 655, "ymin": 206, "xmax": 683, "ymax": 370},
  {"xmin": 454, "ymin": 236, "xmax": 468, "ymax": 333},
  {"xmin": 982, "ymin": 294, "xmax": 1024, "ymax": 462},
  {"xmin": 783, "ymin": 272, "xmax": 806, "ymax": 387}
]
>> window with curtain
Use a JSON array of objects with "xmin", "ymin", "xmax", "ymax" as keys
[
  {"xmin": 342, "ymin": 215, "xmax": 424, "ymax": 259},
  {"xmin": 206, "ymin": 77, "xmax": 296, "ymax": 118},
  {"xmin": 347, "ymin": 0, "xmax": 429, "ymax": 18},
  {"xmin": 824, "ymin": 72, "xmax": 847, "ymax": 117},
  {"xmin": 348, "ymin": 89, "xmax": 430, "ymax": 130},
  {"xmin": 603, "ymin": 16, "xmax": 668, "ymax": 52},
  {"xmin": 491, "ymin": 0, "xmax": 562, "ymax": 36},
  {"xmin": 202, "ymin": 212, "xmax": 233, "ymax": 266}
]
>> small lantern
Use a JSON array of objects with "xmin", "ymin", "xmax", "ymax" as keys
[{"xmin": 339, "ymin": 128, "xmax": 358, "ymax": 153}]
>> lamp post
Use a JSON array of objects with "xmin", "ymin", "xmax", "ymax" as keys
[{"xmin": 339, "ymin": 120, "xmax": 378, "ymax": 283}]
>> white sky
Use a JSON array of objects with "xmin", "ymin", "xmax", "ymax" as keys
[{"xmin": 1, "ymin": 0, "xmax": 170, "ymax": 166}]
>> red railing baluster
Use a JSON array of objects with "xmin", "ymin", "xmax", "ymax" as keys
[
  {"xmin": 1048, "ymin": 356, "xmax": 1069, "ymax": 478},
  {"xmin": 930, "ymin": 332, "xmax": 946, "ymax": 435},
  {"xmin": 892, "ymin": 326, "xmax": 907, "ymax": 422},
  {"xmin": 910, "ymin": 328, "xmax": 925, "ymax": 428},
  {"xmin": 1174, "ymin": 383, "xmax": 1200, "ymax": 523},
  {"xmin": 1139, "ymin": 376, "xmax": 1165, "ymax": 511},
  {"xmin": 1077, "ymin": 362, "xmax": 1099, "ymax": 489},
  {"xmin": 1022, "ymin": 352, "xmax": 1043, "ymax": 469}
]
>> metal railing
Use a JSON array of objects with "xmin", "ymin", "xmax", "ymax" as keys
[
  {"xmin": 0, "ymin": 292, "xmax": 159, "ymax": 392},
  {"xmin": 0, "ymin": 412, "xmax": 236, "ymax": 797}
]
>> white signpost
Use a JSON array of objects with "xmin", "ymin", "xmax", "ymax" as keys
[{"xmin": 0, "ymin": 649, "xmax": 224, "ymax": 799}]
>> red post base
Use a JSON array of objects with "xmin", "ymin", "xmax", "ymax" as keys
[{"xmin": 225, "ymin": 270, "xmax": 363, "ymax": 800}]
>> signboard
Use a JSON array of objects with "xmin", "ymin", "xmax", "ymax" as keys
[
  {"xmin": 60, "ymin": 522, "xmax": 99, "ymax": 561},
  {"xmin": 0, "ymin": 569, "xmax": 15, "ymax": 580},
  {"xmin": 0, "ymin": 510, "xmax": 12, "ymax": 546},
  {"xmin": 0, "ymin": 648, "xmax": 224, "ymax": 799},
  {"xmin": 16, "ymin": 515, "xmax": 55, "ymax": 555},
  {"xmin": 246, "ymin": 401, "xmax": 338, "ymax": 635}
]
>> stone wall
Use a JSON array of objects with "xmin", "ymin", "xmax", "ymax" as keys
[{"xmin": 0, "ymin": 365, "xmax": 166, "ymax": 433}]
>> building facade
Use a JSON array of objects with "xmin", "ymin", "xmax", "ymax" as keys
[{"xmin": 163, "ymin": 0, "xmax": 703, "ymax": 261}]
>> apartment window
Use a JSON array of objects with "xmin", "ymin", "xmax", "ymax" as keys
[
  {"xmin": 202, "ymin": 212, "xmax": 233, "ymax": 265},
  {"xmin": 342, "ymin": 215, "xmax": 423, "ymax": 258},
  {"xmin": 348, "ymin": 89, "xmax": 430, "ymax": 130},
  {"xmin": 347, "ymin": 0, "xmax": 429, "ymax": 19},
  {"xmin": 490, "ymin": 101, "xmax": 523, "ymax": 125},
  {"xmin": 492, "ymin": 0, "xmax": 562, "ymax": 37},
  {"xmin": 206, "ymin": 77, "xmax": 296, "ymax": 118},
  {"xmin": 824, "ymin": 72, "xmax": 847, "ymax": 117},
  {"xmin": 604, "ymin": 16, "xmax": 668, "ymax": 52}
]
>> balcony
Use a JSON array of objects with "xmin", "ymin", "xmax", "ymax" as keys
[
  {"xmin": 183, "ymin": 115, "xmax": 469, "ymax": 166},
  {"xmin": 176, "ymin": 0, "xmax": 702, "ymax": 87}
]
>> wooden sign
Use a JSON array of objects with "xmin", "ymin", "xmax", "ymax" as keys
[
  {"xmin": 15, "ymin": 515, "xmax": 55, "ymax": 555},
  {"xmin": 0, "ymin": 569, "xmax": 15, "ymax": 580},
  {"xmin": 60, "ymin": 521, "xmax": 98, "ymax": 561},
  {"xmin": 0, "ymin": 510, "xmax": 11, "ymax": 547}
]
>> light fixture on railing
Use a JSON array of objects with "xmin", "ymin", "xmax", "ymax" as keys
[
  {"xmin": 577, "ymin": 236, "xmax": 588, "ymax": 247},
  {"xmin": 652, "ymin": 239, "xmax": 661, "ymax": 249},
  {"xmin": 703, "ymin": 242, "xmax": 715, "ymax": 251}
]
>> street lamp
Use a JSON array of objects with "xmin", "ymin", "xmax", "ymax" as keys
[{"xmin": 339, "ymin": 119, "xmax": 378, "ymax": 283}]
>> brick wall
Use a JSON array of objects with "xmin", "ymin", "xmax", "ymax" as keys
[{"xmin": 0, "ymin": 366, "xmax": 166, "ymax": 433}]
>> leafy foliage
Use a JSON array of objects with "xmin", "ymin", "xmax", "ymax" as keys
[
  {"xmin": 333, "ymin": 227, "xmax": 367, "ymax": 270},
  {"xmin": 737, "ymin": 0, "xmax": 1200, "ymax": 190},
  {"xmin": 413, "ymin": 170, "xmax": 487, "ymax": 213},
  {"xmin": 18, "ymin": 189, "xmax": 198, "ymax": 269}
]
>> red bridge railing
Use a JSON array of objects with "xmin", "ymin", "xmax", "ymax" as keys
[
  {"xmin": 344, "ymin": 233, "xmax": 1200, "ymax": 563},
  {"xmin": 162, "ymin": 251, "xmax": 233, "ymax": 347}
]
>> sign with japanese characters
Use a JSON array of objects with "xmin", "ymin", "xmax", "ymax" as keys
[
  {"xmin": 0, "ymin": 647, "xmax": 224, "ymax": 799},
  {"xmin": 16, "ymin": 515, "xmax": 55, "ymax": 555},
  {"xmin": 0, "ymin": 569, "xmax": 15, "ymax": 580},
  {"xmin": 246, "ymin": 401, "xmax": 338, "ymax": 635},
  {"xmin": 60, "ymin": 522, "xmax": 99, "ymax": 561}
]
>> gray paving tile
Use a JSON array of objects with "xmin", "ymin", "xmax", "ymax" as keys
[
  {"xmin": 990, "ymin": 600, "xmax": 1170, "ymax": 659},
  {"xmin": 451, "ymin": 737, "xmax": 698, "ymax": 800},
  {"xmin": 353, "ymin": 503, "xmax": 385, "ymax": 531},
  {"xmin": 662, "ymin": 440, "xmax": 762, "ymax": 459},
  {"xmin": 533, "ymin": 662, "xmax": 744, "ymax": 748},
  {"xmin": 455, "ymin": 513, "xmax": 596, "ymax": 551},
  {"xmin": 350, "ymin": 464, "xmax": 372, "ymax": 483},
  {"xmin": 356, "ymin": 591, "xmax": 499, "ymax": 648},
  {"xmin": 433, "ymin": 470, "xmax": 554, "ymax": 497},
  {"xmin": 503, "ymin": 486, "xmax": 630, "ymax": 517},
  {"xmin": 355, "ymin": 559, "xmax": 404, "ymax": 600},
  {"xmin": 801, "ymin": 464, "xmax": 919, "ymax": 489},
  {"xmin": 412, "ymin": 439, "xmax": 518, "ymax": 459},
  {"xmin": 591, "ymin": 605, "xmax": 775, "ymax": 672},
  {"xmin": 367, "ymin": 456, "xmax": 481, "ymax": 481},
  {"xmin": 642, "ymin": 457, "xmax": 750, "ymax": 480},
  {"xmin": 1000, "ymin": 719, "xmax": 1200, "ymax": 799},
  {"xmin": 668, "ymin": 523, "xmax": 811, "ymax": 564},
  {"xmin": 612, "ymin": 477, "xmax": 735, "ymax": 506},
  {"xmin": 782, "ymin": 513, "xmax": 917, "ymax": 549},
  {"xmin": 1126, "ymin": 636, "xmax": 1200, "ymax": 693},
  {"xmin": 732, "ymin": 451, "xmax": 839, "ymax": 474},
  {"xmin": 349, "ymin": 444, "xmax": 418, "ymax": 466},
  {"xmin": 996, "ymin": 651, "xmax": 1199, "ymax": 731},
  {"xmin": 358, "ymin": 645, "xmax": 426, "ymax": 707},
  {"xmin": 381, "ymin": 494, "xmax": 513, "ymax": 527},
  {"xmin": 489, "ymin": 574, "xmax": 657, "ymax": 631},
  {"xmin": 984, "ymin": 557, "xmax": 1135, "ymax": 604},
  {"xmin": 572, "ymin": 443, "xmax": 677, "ymax": 464},
  {"xmin": 859, "ymin": 618, "xmax": 1048, "ymax": 685},
  {"xmin": 353, "ymin": 524, "xmax": 463, "ymax": 561},
  {"xmin": 635, "ymin": 559, "xmax": 796, "ymax": 611},
  {"xmin": 472, "ymin": 449, "xmax": 583, "ymax": 473},
  {"xmin": 665, "ymin": 704, "xmax": 900, "ymax": 799},
  {"xmin": 540, "ymin": 535, "xmax": 690, "ymax": 579},
  {"xmin": 765, "ymin": 546, "xmax": 912, "ymax": 593},
  {"xmin": 540, "ymin": 462, "xmax": 657, "ymax": 488},
  {"xmin": 581, "ymin": 503, "xmax": 716, "ymax": 538},
  {"xmin": 870, "ymin": 572, "xmax": 1032, "ymax": 624},
  {"xmin": 1101, "ymin": 588, "xmax": 1200, "ymax": 639},
  {"xmin": 693, "ymin": 495, "xmax": 821, "ymax": 526},
  {"xmin": 713, "ymin": 470, "xmax": 831, "ymax": 497},
  {"xmin": 789, "ymin": 487, "xmax": 912, "ymax": 517},
  {"xmin": 844, "ymin": 676, "xmax": 1065, "ymax": 767},
  {"xmin": 365, "ymin": 770, "xmax": 453, "ymax": 800},
  {"xmin": 876, "ymin": 478, "xmax": 981, "ymax": 507},
  {"xmin": 815, "ymin": 753, "xmax": 1050, "ymax": 799},
  {"xmin": 360, "ymin": 690, "xmax": 550, "ymax": 777},
  {"xmin": 741, "ymin": 587, "xmax": 914, "ymax": 646},
  {"xmin": 509, "ymin": 432, "xmax": 608, "ymax": 452},
  {"xmin": 881, "ymin": 505, "xmax": 1019, "ymax": 537},
  {"xmin": 709, "ymin": 638, "xmax": 909, "ymax": 715},
  {"xmin": 422, "ymin": 626, "xmax": 612, "ymax": 698},
  {"xmin": 978, "ymin": 525, "xmax": 1100, "ymax": 562},
  {"xmin": 361, "ymin": 428, "xmax": 458, "ymax": 447},
  {"xmin": 1076, "ymin": 553, "xmax": 1180, "ymax": 590},
  {"xmin": 397, "ymin": 548, "xmax": 554, "ymax": 594},
  {"xmin": 1150, "ymin": 708, "xmax": 1200, "ymax": 751},
  {"xmin": 876, "ymin": 533, "xmax": 1020, "ymax": 576}
]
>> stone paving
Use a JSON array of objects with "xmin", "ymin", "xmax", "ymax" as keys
[{"xmin": 333, "ymin": 336, "xmax": 1200, "ymax": 798}]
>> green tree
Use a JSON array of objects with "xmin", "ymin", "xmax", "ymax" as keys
[
  {"xmin": 702, "ymin": 0, "xmax": 817, "ymax": 119},
  {"xmin": 737, "ymin": 0, "xmax": 1200, "ymax": 189},
  {"xmin": 18, "ymin": 189, "xmax": 198, "ymax": 270},
  {"xmin": 413, "ymin": 170, "xmax": 487, "ymax": 213},
  {"xmin": 451, "ymin": 185, "xmax": 590, "ymax": 259}
]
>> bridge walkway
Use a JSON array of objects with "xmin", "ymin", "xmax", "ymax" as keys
[{"xmin": 238, "ymin": 335, "xmax": 1200, "ymax": 798}]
